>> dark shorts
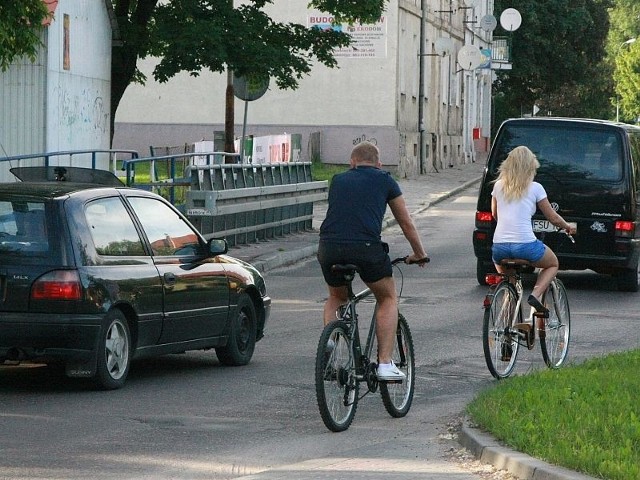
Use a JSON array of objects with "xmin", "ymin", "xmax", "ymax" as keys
[
  {"xmin": 317, "ymin": 241, "xmax": 392, "ymax": 287},
  {"xmin": 492, "ymin": 240, "xmax": 546, "ymax": 264}
]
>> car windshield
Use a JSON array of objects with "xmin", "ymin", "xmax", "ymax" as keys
[
  {"xmin": 491, "ymin": 125, "xmax": 624, "ymax": 184},
  {"xmin": 0, "ymin": 200, "xmax": 49, "ymax": 256}
]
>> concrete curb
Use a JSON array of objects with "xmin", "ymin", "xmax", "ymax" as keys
[
  {"xmin": 459, "ymin": 420, "xmax": 598, "ymax": 480},
  {"xmin": 250, "ymin": 244, "xmax": 318, "ymax": 274}
]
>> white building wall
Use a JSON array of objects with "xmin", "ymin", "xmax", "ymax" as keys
[
  {"xmin": 114, "ymin": 0, "xmax": 493, "ymax": 176},
  {"xmin": 0, "ymin": 31, "xmax": 48, "ymax": 181},
  {"xmin": 0, "ymin": 0, "xmax": 113, "ymax": 181},
  {"xmin": 46, "ymin": 0, "xmax": 112, "ymax": 161},
  {"xmin": 114, "ymin": 1, "xmax": 408, "ymax": 170}
]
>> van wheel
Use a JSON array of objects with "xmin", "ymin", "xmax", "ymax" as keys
[{"xmin": 616, "ymin": 264, "xmax": 639, "ymax": 292}]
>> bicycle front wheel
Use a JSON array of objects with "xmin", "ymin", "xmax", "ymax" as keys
[
  {"xmin": 380, "ymin": 312, "xmax": 415, "ymax": 418},
  {"xmin": 315, "ymin": 321, "xmax": 359, "ymax": 432},
  {"xmin": 482, "ymin": 282, "xmax": 520, "ymax": 379},
  {"xmin": 541, "ymin": 279, "xmax": 571, "ymax": 368}
]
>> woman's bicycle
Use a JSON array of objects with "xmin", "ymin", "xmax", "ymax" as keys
[
  {"xmin": 315, "ymin": 256, "xmax": 428, "ymax": 432},
  {"xmin": 481, "ymin": 233, "xmax": 573, "ymax": 379}
]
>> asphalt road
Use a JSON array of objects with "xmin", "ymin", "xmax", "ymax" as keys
[{"xmin": 0, "ymin": 188, "xmax": 638, "ymax": 479}]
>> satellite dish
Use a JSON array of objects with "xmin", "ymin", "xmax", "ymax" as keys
[
  {"xmin": 480, "ymin": 14, "xmax": 498, "ymax": 32},
  {"xmin": 500, "ymin": 8, "xmax": 522, "ymax": 32},
  {"xmin": 434, "ymin": 37, "xmax": 454, "ymax": 57},
  {"xmin": 457, "ymin": 44, "xmax": 484, "ymax": 70}
]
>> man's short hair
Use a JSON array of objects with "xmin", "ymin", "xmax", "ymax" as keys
[{"xmin": 351, "ymin": 141, "xmax": 379, "ymax": 165}]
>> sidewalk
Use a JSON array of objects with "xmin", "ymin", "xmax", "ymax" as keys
[{"xmin": 227, "ymin": 159, "xmax": 596, "ymax": 480}]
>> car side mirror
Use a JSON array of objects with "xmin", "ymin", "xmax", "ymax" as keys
[{"xmin": 208, "ymin": 238, "xmax": 228, "ymax": 256}]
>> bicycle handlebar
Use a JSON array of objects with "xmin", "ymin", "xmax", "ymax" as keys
[
  {"xmin": 558, "ymin": 228, "xmax": 576, "ymax": 244},
  {"xmin": 391, "ymin": 256, "xmax": 430, "ymax": 266}
]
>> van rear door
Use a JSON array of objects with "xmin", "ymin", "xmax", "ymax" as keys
[{"xmin": 491, "ymin": 120, "xmax": 631, "ymax": 266}]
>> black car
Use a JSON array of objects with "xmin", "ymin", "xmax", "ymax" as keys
[
  {"xmin": 0, "ymin": 166, "xmax": 271, "ymax": 389},
  {"xmin": 473, "ymin": 117, "xmax": 640, "ymax": 291}
]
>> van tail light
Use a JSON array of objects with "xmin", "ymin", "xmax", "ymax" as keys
[
  {"xmin": 615, "ymin": 220, "xmax": 635, "ymax": 238},
  {"xmin": 475, "ymin": 211, "xmax": 493, "ymax": 228},
  {"xmin": 31, "ymin": 270, "xmax": 82, "ymax": 301}
]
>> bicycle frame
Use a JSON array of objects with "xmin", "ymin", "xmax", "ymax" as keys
[
  {"xmin": 490, "ymin": 267, "xmax": 539, "ymax": 348},
  {"xmin": 338, "ymin": 283, "xmax": 380, "ymax": 390}
]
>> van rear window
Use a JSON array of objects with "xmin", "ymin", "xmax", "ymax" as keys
[{"xmin": 491, "ymin": 125, "xmax": 623, "ymax": 183}]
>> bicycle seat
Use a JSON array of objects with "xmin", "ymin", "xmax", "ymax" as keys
[
  {"xmin": 331, "ymin": 263, "xmax": 359, "ymax": 282},
  {"xmin": 499, "ymin": 258, "xmax": 533, "ymax": 269}
]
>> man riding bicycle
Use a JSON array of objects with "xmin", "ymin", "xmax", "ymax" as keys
[{"xmin": 317, "ymin": 141, "xmax": 428, "ymax": 381}]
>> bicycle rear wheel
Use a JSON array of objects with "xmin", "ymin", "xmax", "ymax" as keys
[
  {"xmin": 541, "ymin": 279, "xmax": 571, "ymax": 368},
  {"xmin": 380, "ymin": 312, "xmax": 415, "ymax": 417},
  {"xmin": 482, "ymin": 282, "xmax": 520, "ymax": 379},
  {"xmin": 315, "ymin": 321, "xmax": 359, "ymax": 432}
]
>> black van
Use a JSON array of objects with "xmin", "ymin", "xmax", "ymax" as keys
[{"xmin": 473, "ymin": 117, "xmax": 640, "ymax": 291}]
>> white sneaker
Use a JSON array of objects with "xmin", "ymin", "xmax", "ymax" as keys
[{"xmin": 377, "ymin": 361, "xmax": 406, "ymax": 381}]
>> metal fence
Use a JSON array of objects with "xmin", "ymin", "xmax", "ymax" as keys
[{"xmin": 185, "ymin": 162, "xmax": 327, "ymax": 246}]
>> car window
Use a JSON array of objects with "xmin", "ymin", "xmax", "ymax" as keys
[
  {"xmin": 492, "ymin": 124, "xmax": 624, "ymax": 183},
  {"xmin": 127, "ymin": 197, "xmax": 201, "ymax": 257},
  {"xmin": 0, "ymin": 201, "xmax": 49, "ymax": 255},
  {"xmin": 85, "ymin": 198, "xmax": 146, "ymax": 256}
]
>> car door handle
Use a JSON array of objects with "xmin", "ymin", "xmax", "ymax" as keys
[{"xmin": 163, "ymin": 272, "xmax": 176, "ymax": 286}]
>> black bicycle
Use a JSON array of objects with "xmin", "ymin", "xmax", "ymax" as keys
[{"xmin": 315, "ymin": 256, "xmax": 428, "ymax": 432}]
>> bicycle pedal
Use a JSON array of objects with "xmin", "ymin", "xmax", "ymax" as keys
[
  {"xmin": 513, "ymin": 323, "xmax": 531, "ymax": 334},
  {"xmin": 533, "ymin": 311, "xmax": 549, "ymax": 318}
]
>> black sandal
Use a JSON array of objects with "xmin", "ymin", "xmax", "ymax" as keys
[{"xmin": 527, "ymin": 295, "xmax": 549, "ymax": 315}]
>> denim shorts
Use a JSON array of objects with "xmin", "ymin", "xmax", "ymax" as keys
[
  {"xmin": 492, "ymin": 240, "xmax": 546, "ymax": 264},
  {"xmin": 317, "ymin": 241, "xmax": 392, "ymax": 287}
]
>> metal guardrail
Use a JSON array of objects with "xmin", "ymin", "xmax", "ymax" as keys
[
  {"xmin": 185, "ymin": 162, "xmax": 328, "ymax": 246},
  {"xmin": 121, "ymin": 151, "xmax": 239, "ymax": 204}
]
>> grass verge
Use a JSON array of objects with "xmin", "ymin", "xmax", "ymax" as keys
[
  {"xmin": 311, "ymin": 160, "xmax": 348, "ymax": 184},
  {"xmin": 466, "ymin": 349, "xmax": 640, "ymax": 480}
]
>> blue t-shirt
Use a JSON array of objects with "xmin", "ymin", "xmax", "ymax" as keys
[{"xmin": 319, "ymin": 166, "xmax": 402, "ymax": 243}]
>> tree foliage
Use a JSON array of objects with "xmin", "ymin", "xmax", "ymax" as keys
[
  {"xmin": 111, "ymin": 0, "xmax": 387, "ymax": 146},
  {"xmin": 614, "ymin": 42, "xmax": 640, "ymax": 121},
  {"xmin": 150, "ymin": 1, "xmax": 350, "ymax": 89},
  {"xmin": 608, "ymin": 0, "xmax": 640, "ymax": 123},
  {"xmin": 0, "ymin": 0, "xmax": 49, "ymax": 71},
  {"xmin": 492, "ymin": 0, "xmax": 612, "ymax": 129}
]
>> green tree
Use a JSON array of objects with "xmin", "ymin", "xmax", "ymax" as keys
[
  {"xmin": 492, "ymin": 0, "xmax": 612, "ymax": 130},
  {"xmin": 0, "ymin": 1, "xmax": 49, "ymax": 70},
  {"xmin": 112, "ymin": 0, "xmax": 388, "ymax": 152},
  {"xmin": 614, "ymin": 41, "xmax": 640, "ymax": 121},
  {"xmin": 607, "ymin": 0, "xmax": 640, "ymax": 122}
]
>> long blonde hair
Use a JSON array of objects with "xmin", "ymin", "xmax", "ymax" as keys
[{"xmin": 496, "ymin": 146, "xmax": 540, "ymax": 201}]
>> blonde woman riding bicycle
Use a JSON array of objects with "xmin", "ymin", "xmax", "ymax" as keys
[{"xmin": 491, "ymin": 146, "xmax": 577, "ymax": 314}]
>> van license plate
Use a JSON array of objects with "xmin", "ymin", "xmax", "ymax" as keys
[{"xmin": 532, "ymin": 220, "xmax": 577, "ymax": 233}]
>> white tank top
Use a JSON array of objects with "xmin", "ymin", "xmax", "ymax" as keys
[{"xmin": 492, "ymin": 180, "xmax": 547, "ymax": 243}]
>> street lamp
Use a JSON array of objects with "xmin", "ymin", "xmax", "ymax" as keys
[{"xmin": 616, "ymin": 38, "xmax": 637, "ymax": 121}]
